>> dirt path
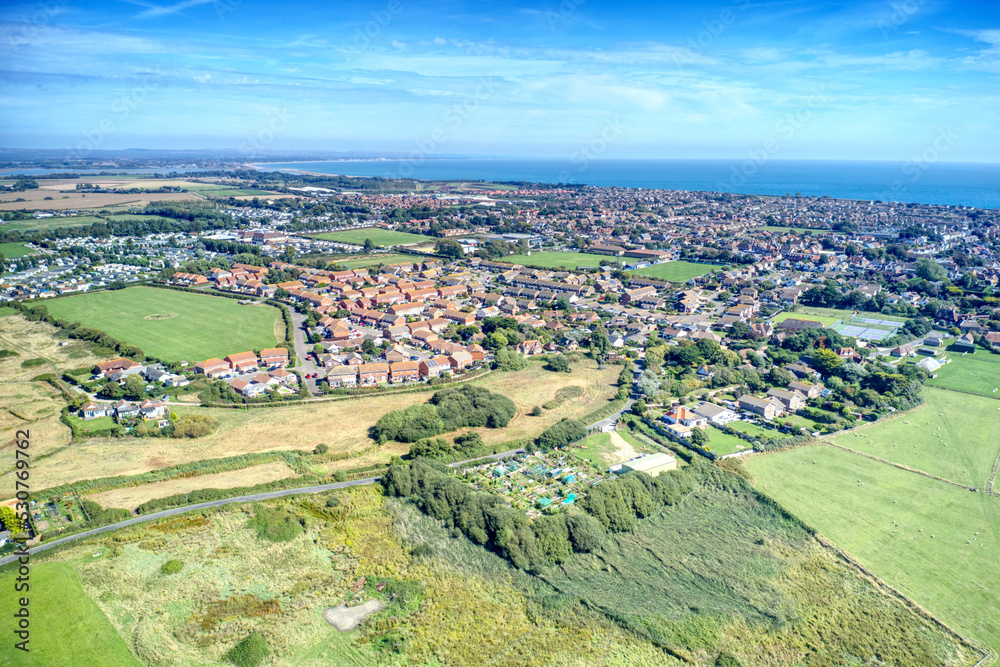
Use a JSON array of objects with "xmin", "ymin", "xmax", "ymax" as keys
[
  {"xmin": 606, "ymin": 431, "xmax": 640, "ymax": 465},
  {"xmin": 322, "ymin": 600, "xmax": 385, "ymax": 631}
]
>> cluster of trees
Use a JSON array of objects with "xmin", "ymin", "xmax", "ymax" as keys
[
  {"xmin": 580, "ymin": 467, "xmax": 696, "ymax": 533},
  {"xmin": 408, "ymin": 431, "xmax": 484, "ymax": 459},
  {"xmin": 372, "ymin": 386, "xmax": 515, "ymax": 444},
  {"xmin": 536, "ymin": 418, "xmax": 587, "ymax": 450},
  {"xmin": 382, "ymin": 459, "xmax": 607, "ymax": 568},
  {"xmin": 492, "ymin": 348, "xmax": 528, "ymax": 371}
]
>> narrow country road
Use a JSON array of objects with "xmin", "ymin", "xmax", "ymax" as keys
[
  {"xmin": 0, "ymin": 449, "xmax": 527, "ymax": 568},
  {"xmin": 287, "ymin": 305, "xmax": 322, "ymax": 394}
]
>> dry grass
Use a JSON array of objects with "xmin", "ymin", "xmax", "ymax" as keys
[
  {"xmin": 31, "ymin": 359, "xmax": 619, "ymax": 491},
  {"xmin": 0, "ymin": 188, "xmax": 203, "ymax": 211},
  {"xmin": 0, "ymin": 313, "xmax": 109, "ymax": 381},
  {"xmin": 85, "ymin": 461, "xmax": 297, "ymax": 511},
  {"xmin": 0, "ymin": 382, "xmax": 73, "ymax": 489}
]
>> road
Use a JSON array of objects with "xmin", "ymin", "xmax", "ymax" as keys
[
  {"xmin": 287, "ymin": 305, "xmax": 322, "ymax": 394},
  {"xmin": 0, "ymin": 449, "xmax": 527, "ymax": 568}
]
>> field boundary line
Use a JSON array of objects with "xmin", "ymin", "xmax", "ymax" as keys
[
  {"xmin": 987, "ymin": 452, "xmax": 1000, "ymax": 497},
  {"xmin": 823, "ymin": 442, "xmax": 977, "ymax": 491},
  {"xmin": 815, "ymin": 534, "xmax": 993, "ymax": 666}
]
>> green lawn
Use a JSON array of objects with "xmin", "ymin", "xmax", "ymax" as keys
[
  {"xmin": 705, "ymin": 426, "xmax": 751, "ymax": 456},
  {"xmin": 505, "ymin": 251, "xmax": 604, "ymax": 269},
  {"xmin": 333, "ymin": 253, "xmax": 430, "ymax": 270},
  {"xmin": 760, "ymin": 225, "xmax": 827, "ymax": 235},
  {"xmin": 0, "ymin": 306, "xmax": 16, "ymax": 317},
  {"xmin": 0, "ymin": 242, "xmax": 35, "ymax": 258},
  {"xmin": 832, "ymin": 388, "xmax": 1000, "ymax": 489},
  {"xmin": 728, "ymin": 419, "xmax": 788, "ymax": 440},
  {"xmin": 748, "ymin": 444, "xmax": 1000, "ymax": 656},
  {"xmin": 66, "ymin": 414, "xmax": 117, "ymax": 432},
  {"xmin": 927, "ymin": 351, "xmax": 1000, "ymax": 399},
  {"xmin": 569, "ymin": 432, "xmax": 616, "ymax": 464},
  {"xmin": 629, "ymin": 261, "xmax": 717, "ymax": 282},
  {"xmin": 0, "ymin": 216, "xmax": 101, "ymax": 232},
  {"xmin": 0, "ymin": 562, "xmax": 141, "ymax": 667},
  {"xmin": 312, "ymin": 228, "xmax": 436, "ymax": 247},
  {"xmin": 44, "ymin": 287, "xmax": 281, "ymax": 362}
]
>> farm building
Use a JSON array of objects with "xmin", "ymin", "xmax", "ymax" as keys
[{"xmin": 621, "ymin": 452, "xmax": 677, "ymax": 477}]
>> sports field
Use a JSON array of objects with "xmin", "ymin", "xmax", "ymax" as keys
[
  {"xmin": 927, "ymin": 351, "xmax": 1000, "ymax": 399},
  {"xmin": 312, "ymin": 228, "xmax": 435, "ymax": 246},
  {"xmin": 0, "ymin": 242, "xmax": 35, "ymax": 258},
  {"xmin": 748, "ymin": 444, "xmax": 1000, "ymax": 656},
  {"xmin": 0, "ymin": 562, "xmax": 141, "ymax": 667},
  {"xmin": 44, "ymin": 287, "xmax": 281, "ymax": 362},
  {"xmin": 506, "ymin": 250, "xmax": 603, "ymax": 269},
  {"xmin": 771, "ymin": 311, "xmax": 842, "ymax": 327},
  {"xmin": 629, "ymin": 261, "xmax": 716, "ymax": 282}
]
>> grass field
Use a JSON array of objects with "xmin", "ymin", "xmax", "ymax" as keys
[
  {"xmin": 927, "ymin": 351, "xmax": 1000, "ymax": 399},
  {"xmin": 0, "ymin": 215, "xmax": 103, "ymax": 232},
  {"xmin": 505, "ymin": 250, "xmax": 604, "ymax": 269},
  {"xmin": 0, "ymin": 314, "xmax": 109, "ymax": 382},
  {"xmin": 832, "ymin": 388, "xmax": 1000, "ymax": 489},
  {"xmin": 770, "ymin": 311, "xmax": 842, "ymax": 327},
  {"xmin": 0, "ymin": 242, "xmax": 35, "ymax": 258},
  {"xmin": 0, "ymin": 307, "xmax": 15, "ymax": 317},
  {"xmin": 85, "ymin": 461, "xmax": 297, "ymax": 511},
  {"xmin": 748, "ymin": 444, "xmax": 1000, "ymax": 656},
  {"xmin": 568, "ymin": 430, "xmax": 645, "ymax": 466},
  {"xmin": 44, "ymin": 287, "xmax": 281, "ymax": 362},
  {"xmin": 0, "ymin": 562, "xmax": 141, "ymax": 667},
  {"xmin": 760, "ymin": 225, "xmax": 827, "ymax": 235},
  {"xmin": 629, "ymin": 261, "xmax": 717, "ymax": 282},
  {"xmin": 29, "ymin": 359, "xmax": 619, "ymax": 491},
  {"xmin": 333, "ymin": 253, "xmax": 430, "ymax": 269},
  {"xmin": 312, "ymin": 228, "xmax": 434, "ymax": 247}
]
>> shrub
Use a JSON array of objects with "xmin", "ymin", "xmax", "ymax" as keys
[
  {"xmin": 172, "ymin": 413, "xmax": 217, "ymax": 438},
  {"xmin": 545, "ymin": 354, "xmax": 571, "ymax": 373},
  {"xmin": 333, "ymin": 470, "xmax": 347, "ymax": 483},
  {"xmin": 226, "ymin": 632, "xmax": 271, "ymax": 667},
  {"xmin": 21, "ymin": 357, "xmax": 46, "ymax": 368},
  {"xmin": 492, "ymin": 348, "xmax": 527, "ymax": 371},
  {"xmin": 247, "ymin": 506, "xmax": 304, "ymax": 542},
  {"xmin": 161, "ymin": 559, "xmax": 184, "ymax": 575},
  {"xmin": 530, "ymin": 405, "xmax": 543, "ymax": 416},
  {"xmin": 325, "ymin": 496, "xmax": 341, "ymax": 508},
  {"xmin": 0, "ymin": 349, "xmax": 18, "ymax": 359},
  {"xmin": 313, "ymin": 443, "xmax": 329, "ymax": 455},
  {"xmin": 536, "ymin": 418, "xmax": 587, "ymax": 450}
]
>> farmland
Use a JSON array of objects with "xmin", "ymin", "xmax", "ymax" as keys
[
  {"xmin": 748, "ymin": 444, "xmax": 1000, "ymax": 657},
  {"xmin": 312, "ymin": 228, "xmax": 435, "ymax": 246},
  {"xmin": 926, "ymin": 350, "xmax": 1000, "ymax": 398},
  {"xmin": 505, "ymin": 250, "xmax": 604, "ymax": 269},
  {"xmin": 0, "ymin": 562, "xmax": 141, "ymax": 667},
  {"xmin": 44, "ymin": 287, "xmax": 282, "ymax": 362},
  {"xmin": 629, "ymin": 260, "xmax": 717, "ymax": 282}
]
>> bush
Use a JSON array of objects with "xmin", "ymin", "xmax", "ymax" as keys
[
  {"xmin": 247, "ymin": 506, "xmax": 304, "ymax": 542},
  {"xmin": 0, "ymin": 349, "xmax": 18, "ymax": 359},
  {"xmin": 172, "ymin": 413, "xmax": 217, "ymax": 438},
  {"xmin": 372, "ymin": 386, "xmax": 515, "ymax": 443},
  {"xmin": 492, "ymin": 348, "xmax": 527, "ymax": 371},
  {"xmin": 161, "ymin": 559, "xmax": 184, "ymax": 575},
  {"xmin": 21, "ymin": 357, "xmax": 46, "ymax": 368},
  {"xmin": 545, "ymin": 354, "xmax": 571, "ymax": 373},
  {"xmin": 313, "ymin": 443, "xmax": 329, "ymax": 455},
  {"xmin": 333, "ymin": 470, "xmax": 347, "ymax": 483},
  {"xmin": 325, "ymin": 496, "xmax": 341, "ymax": 508},
  {"xmin": 226, "ymin": 632, "xmax": 271, "ymax": 667},
  {"xmin": 530, "ymin": 405, "xmax": 543, "ymax": 416}
]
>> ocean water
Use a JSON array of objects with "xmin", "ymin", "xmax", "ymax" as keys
[{"xmin": 256, "ymin": 159, "xmax": 1000, "ymax": 209}]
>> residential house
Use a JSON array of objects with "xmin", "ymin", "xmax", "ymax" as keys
[
  {"xmin": 80, "ymin": 402, "xmax": 110, "ymax": 420},
  {"xmin": 737, "ymin": 395, "xmax": 782, "ymax": 419},
  {"xmin": 357, "ymin": 362, "xmax": 389, "ymax": 385},
  {"xmin": 259, "ymin": 347, "xmax": 290, "ymax": 368},
  {"xmin": 225, "ymin": 351, "xmax": 259, "ymax": 373},
  {"xmin": 663, "ymin": 406, "xmax": 709, "ymax": 428},
  {"xmin": 389, "ymin": 360, "xmax": 419, "ymax": 383},
  {"xmin": 691, "ymin": 402, "xmax": 740, "ymax": 426},
  {"xmin": 327, "ymin": 366, "xmax": 358, "ymax": 388},
  {"xmin": 766, "ymin": 387, "xmax": 806, "ymax": 411},
  {"xmin": 194, "ymin": 357, "xmax": 232, "ymax": 379}
]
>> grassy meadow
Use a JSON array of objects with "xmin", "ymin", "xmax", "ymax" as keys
[
  {"xmin": 333, "ymin": 253, "xmax": 430, "ymax": 269},
  {"xmin": 312, "ymin": 228, "xmax": 433, "ymax": 246},
  {"xmin": 629, "ymin": 261, "xmax": 717, "ymax": 282},
  {"xmin": 748, "ymin": 444, "xmax": 1000, "ymax": 657},
  {"xmin": 927, "ymin": 350, "xmax": 1000, "ymax": 398},
  {"xmin": 44, "ymin": 287, "xmax": 282, "ymax": 362},
  {"xmin": 770, "ymin": 311, "xmax": 843, "ymax": 327},
  {"xmin": 0, "ymin": 242, "xmax": 35, "ymax": 259}
]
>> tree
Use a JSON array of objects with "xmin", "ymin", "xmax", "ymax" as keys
[
  {"xmin": 631, "ymin": 399, "xmax": 647, "ymax": 415},
  {"xmin": 915, "ymin": 258, "xmax": 947, "ymax": 282},
  {"xmin": 554, "ymin": 295, "xmax": 571, "ymax": 311},
  {"xmin": 589, "ymin": 326, "xmax": 610, "ymax": 357},
  {"xmin": 690, "ymin": 428, "xmax": 709, "ymax": 447},
  {"xmin": 545, "ymin": 354, "xmax": 571, "ymax": 373},
  {"xmin": 363, "ymin": 238, "xmax": 375, "ymax": 254},
  {"xmin": 812, "ymin": 348, "xmax": 842, "ymax": 375},
  {"xmin": 636, "ymin": 371, "xmax": 661, "ymax": 397},
  {"xmin": 0, "ymin": 506, "xmax": 25, "ymax": 535},
  {"xmin": 123, "ymin": 374, "xmax": 146, "ymax": 400},
  {"xmin": 282, "ymin": 245, "xmax": 296, "ymax": 263},
  {"xmin": 488, "ymin": 331, "xmax": 509, "ymax": 350},
  {"xmin": 435, "ymin": 239, "xmax": 465, "ymax": 259}
]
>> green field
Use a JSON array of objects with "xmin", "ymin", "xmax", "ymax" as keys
[
  {"xmin": 0, "ymin": 215, "xmax": 101, "ymax": 232},
  {"xmin": 833, "ymin": 388, "xmax": 1000, "ymax": 488},
  {"xmin": 761, "ymin": 225, "xmax": 827, "ymax": 235},
  {"xmin": 313, "ymin": 228, "xmax": 437, "ymax": 247},
  {"xmin": 927, "ymin": 350, "xmax": 1000, "ymax": 398},
  {"xmin": 505, "ymin": 250, "xmax": 604, "ymax": 269},
  {"xmin": 771, "ymin": 311, "xmax": 842, "ymax": 327},
  {"xmin": 629, "ymin": 261, "xmax": 717, "ymax": 282},
  {"xmin": 0, "ymin": 306, "xmax": 15, "ymax": 317},
  {"xmin": 748, "ymin": 444, "xmax": 1000, "ymax": 656},
  {"xmin": 0, "ymin": 562, "xmax": 141, "ymax": 667},
  {"xmin": 333, "ymin": 253, "xmax": 430, "ymax": 269},
  {"xmin": 0, "ymin": 242, "xmax": 36, "ymax": 258},
  {"xmin": 204, "ymin": 188, "xmax": 278, "ymax": 196},
  {"xmin": 44, "ymin": 287, "xmax": 281, "ymax": 362}
]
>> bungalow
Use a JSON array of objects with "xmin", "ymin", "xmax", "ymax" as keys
[
  {"xmin": 357, "ymin": 362, "xmax": 389, "ymax": 385},
  {"xmin": 259, "ymin": 347, "xmax": 290, "ymax": 368},
  {"xmin": 268, "ymin": 368, "xmax": 299, "ymax": 386},
  {"xmin": 691, "ymin": 402, "xmax": 740, "ymax": 426},
  {"xmin": 194, "ymin": 358, "xmax": 232, "ymax": 379},
  {"xmin": 229, "ymin": 378, "xmax": 266, "ymax": 397},
  {"xmin": 389, "ymin": 360, "xmax": 420, "ymax": 383},
  {"xmin": 172, "ymin": 272, "xmax": 208, "ymax": 286},
  {"xmin": 113, "ymin": 399, "xmax": 141, "ymax": 421},
  {"xmin": 80, "ymin": 401, "xmax": 110, "ymax": 420},
  {"xmin": 137, "ymin": 399, "xmax": 167, "ymax": 420},
  {"xmin": 737, "ymin": 395, "xmax": 782, "ymax": 419},
  {"xmin": 95, "ymin": 358, "xmax": 142, "ymax": 378},
  {"xmin": 788, "ymin": 380, "xmax": 821, "ymax": 398},
  {"xmin": 786, "ymin": 363, "xmax": 821, "ymax": 380},
  {"xmin": 326, "ymin": 366, "xmax": 358, "ymax": 388},
  {"xmin": 663, "ymin": 406, "xmax": 708, "ymax": 428},
  {"xmin": 891, "ymin": 343, "xmax": 916, "ymax": 358},
  {"xmin": 411, "ymin": 329, "xmax": 440, "ymax": 347},
  {"xmin": 225, "ymin": 351, "xmax": 259, "ymax": 373}
]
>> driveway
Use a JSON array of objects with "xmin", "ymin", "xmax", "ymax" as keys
[{"xmin": 287, "ymin": 306, "xmax": 322, "ymax": 394}]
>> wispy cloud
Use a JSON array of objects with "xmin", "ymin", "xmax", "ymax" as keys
[{"xmin": 133, "ymin": 0, "xmax": 217, "ymax": 19}]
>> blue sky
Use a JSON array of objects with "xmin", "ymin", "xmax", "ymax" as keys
[{"xmin": 1, "ymin": 0, "xmax": 999, "ymax": 161}]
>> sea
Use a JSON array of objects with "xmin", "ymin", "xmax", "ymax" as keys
[{"xmin": 254, "ymin": 159, "xmax": 1000, "ymax": 210}]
